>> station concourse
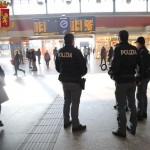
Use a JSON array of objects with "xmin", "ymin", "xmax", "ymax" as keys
[
  {"xmin": 0, "ymin": 55, "xmax": 150, "ymax": 150},
  {"xmin": 0, "ymin": 0, "xmax": 150, "ymax": 149}
]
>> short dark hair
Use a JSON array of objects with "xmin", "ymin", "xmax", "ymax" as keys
[
  {"xmin": 118, "ymin": 30, "xmax": 129, "ymax": 42},
  {"xmin": 64, "ymin": 33, "xmax": 74, "ymax": 45},
  {"xmin": 135, "ymin": 37, "xmax": 145, "ymax": 45}
]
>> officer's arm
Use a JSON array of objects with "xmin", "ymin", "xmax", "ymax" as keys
[
  {"xmin": 143, "ymin": 50, "xmax": 149, "ymax": 69},
  {"xmin": 111, "ymin": 47, "xmax": 121, "ymax": 76},
  {"xmin": 137, "ymin": 51, "xmax": 144, "ymax": 80},
  {"xmin": 55, "ymin": 53, "xmax": 60, "ymax": 73},
  {"xmin": 77, "ymin": 51, "xmax": 87, "ymax": 77}
]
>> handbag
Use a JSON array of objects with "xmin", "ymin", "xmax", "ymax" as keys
[{"xmin": 10, "ymin": 59, "xmax": 14, "ymax": 65}]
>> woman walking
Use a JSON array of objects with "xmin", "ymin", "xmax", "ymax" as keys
[
  {"xmin": 100, "ymin": 46, "xmax": 107, "ymax": 66},
  {"xmin": 44, "ymin": 50, "xmax": 51, "ymax": 68},
  {"xmin": 13, "ymin": 50, "xmax": 25, "ymax": 76}
]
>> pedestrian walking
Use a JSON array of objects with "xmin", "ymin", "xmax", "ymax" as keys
[
  {"xmin": 44, "ymin": 50, "xmax": 51, "ymax": 68},
  {"xmin": 13, "ymin": 50, "xmax": 25, "ymax": 76}
]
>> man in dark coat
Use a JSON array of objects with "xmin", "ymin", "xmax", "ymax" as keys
[{"xmin": 55, "ymin": 33, "xmax": 87, "ymax": 132}]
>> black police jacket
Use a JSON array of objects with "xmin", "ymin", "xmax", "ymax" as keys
[
  {"xmin": 139, "ymin": 46, "xmax": 150, "ymax": 79},
  {"xmin": 55, "ymin": 45, "xmax": 87, "ymax": 83},
  {"xmin": 110, "ymin": 41, "xmax": 143, "ymax": 84}
]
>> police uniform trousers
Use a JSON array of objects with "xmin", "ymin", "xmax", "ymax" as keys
[
  {"xmin": 136, "ymin": 78, "xmax": 149, "ymax": 117},
  {"xmin": 62, "ymin": 82, "xmax": 82, "ymax": 128},
  {"xmin": 115, "ymin": 82, "xmax": 137, "ymax": 134}
]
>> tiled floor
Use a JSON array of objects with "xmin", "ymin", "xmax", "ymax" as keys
[{"xmin": 0, "ymin": 55, "xmax": 150, "ymax": 150}]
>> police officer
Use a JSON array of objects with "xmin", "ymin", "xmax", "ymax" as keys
[
  {"xmin": 108, "ymin": 30, "xmax": 142, "ymax": 138},
  {"xmin": 55, "ymin": 33, "xmax": 87, "ymax": 132},
  {"xmin": 135, "ymin": 37, "xmax": 150, "ymax": 121}
]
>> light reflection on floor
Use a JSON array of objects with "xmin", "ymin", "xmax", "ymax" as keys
[{"xmin": 3, "ymin": 74, "xmax": 62, "ymax": 105}]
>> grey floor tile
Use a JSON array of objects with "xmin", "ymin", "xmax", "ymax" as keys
[
  {"xmin": 1, "ymin": 57, "xmax": 150, "ymax": 150},
  {"xmin": 0, "ymin": 131, "xmax": 26, "ymax": 150}
]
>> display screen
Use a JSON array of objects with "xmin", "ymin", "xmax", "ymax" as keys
[
  {"xmin": 33, "ymin": 17, "xmax": 95, "ymax": 36},
  {"xmin": 70, "ymin": 17, "xmax": 95, "ymax": 33},
  {"xmin": 33, "ymin": 17, "xmax": 70, "ymax": 35}
]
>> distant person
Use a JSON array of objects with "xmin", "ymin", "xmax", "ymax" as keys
[
  {"xmin": 108, "ymin": 46, "xmax": 114, "ymax": 65},
  {"xmin": 44, "ymin": 50, "xmax": 51, "ymax": 68},
  {"xmin": 53, "ymin": 47, "xmax": 58, "ymax": 60},
  {"xmin": 36, "ymin": 48, "xmax": 41, "ymax": 64},
  {"xmin": 100, "ymin": 46, "xmax": 107, "ymax": 66},
  {"xmin": 26, "ymin": 49, "xmax": 32, "ymax": 69},
  {"xmin": 13, "ymin": 50, "xmax": 25, "ymax": 76},
  {"xmin": 30, "ymin": 49, "xmax": 37, "ymax": 71},
  {"xmin": 93, "ymin": 47, "xmax": 95, "ymax": 54},
  {"xmin": 87, "ymin": 47, "xmax": 91, "ymax": 59},
  {"xmin": 19, "ymin": 49, "xmax": 24, "ymax": 64},
  {"xmin": 135, "ymin": 37, "xmax": 150, "ymax": 121},
  {"xmin": 26, "ymin": 48, "xmax": 29, "ymax": 59},
  {"xmin": 0, "ymin": 65, "xmax": 9, "ymax": 127},
  {"xmin": 83, "ymin": 46, "xmax": 88, "ymax": 63},
  {"xmin": 55, "ymin": 33, "xmax": 87, "ymax": 132}
]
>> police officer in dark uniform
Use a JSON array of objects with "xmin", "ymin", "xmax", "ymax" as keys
[
  {"xmin": 55, "ymin": 33, "xmax": 87, "ymax": 132},
  {"xmin": 108, "ymin": 30, "xmax": 142, "ymax": 138},
  {"xmin": 135, "ymin": 37, "xmax": 150, "ymax": 121}
]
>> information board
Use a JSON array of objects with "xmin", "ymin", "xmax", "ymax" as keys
[
  {"xmin": 70, "ymin": 17, "xmax": 95, "ymax": 33},
  {"xmin": 33, "ymin": 17, "xmax": 95, "ymax": 36},
  {"xmin": 33, "ymin": 17, "xmax": 70, "ymax": 35}
]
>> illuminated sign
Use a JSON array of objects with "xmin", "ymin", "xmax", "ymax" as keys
[
  {"xmin": 70, "ymin": 17, "xmax": 95, "ymax": 33},
  {"xmin": 33, "ymin": 17, "xmax": 70, "ymax": 35},
  {"xmin": 33, "ymin": 17, "xmax": 95, "ymax": 36}
]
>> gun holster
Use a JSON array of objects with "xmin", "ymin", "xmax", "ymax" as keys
[{"xmin": 80, "ymin": 78, "xmax": 86, "ymax": 90}]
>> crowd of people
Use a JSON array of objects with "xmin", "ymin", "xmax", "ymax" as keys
[{"xmin": 10, "ymin": 48, "xmax": 55, "ymax": 76}]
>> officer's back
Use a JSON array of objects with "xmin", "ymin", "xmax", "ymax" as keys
[
  {"xmin": 55, "ymin": 33, "xmax": 87, "ymax": 132},
  {"xmin": 110, "ymin": 30, "xmax": 142, "ymax": 138},
  {"xmin": 111, "ymin": 31, "xmax": 140, "ymax": 84},
  {"xmin": 55, "ymin": 34, "xmax": 87, "ymax": 83}
]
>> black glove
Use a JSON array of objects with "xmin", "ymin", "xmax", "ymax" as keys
[
  {"xmin": 108, "ymin": 68, "xmax": 115, "ymax": 80},
  {"xmin": 80, "ymin": 78, "xmax": 86, "ymax": 90}
]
